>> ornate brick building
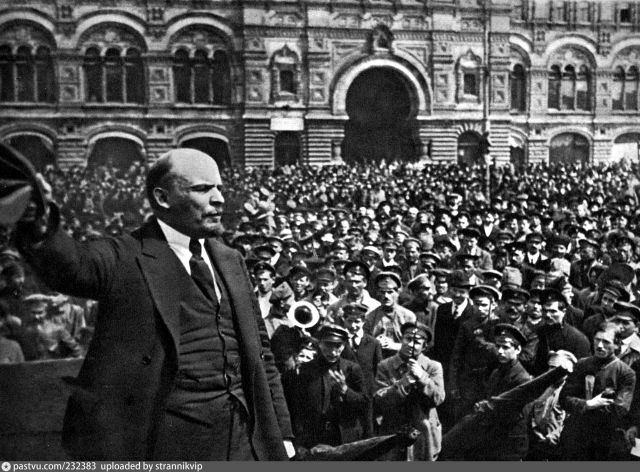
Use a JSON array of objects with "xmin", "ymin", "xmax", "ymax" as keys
[{"xmin": 1, "ymin": 0, "xmax": 640, "ymax": 169}]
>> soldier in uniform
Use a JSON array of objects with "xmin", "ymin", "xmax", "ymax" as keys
[
  {"xmin": 463, "ymin": 324, "xmax": 533, "ymax": 460},
  {"xmin": 374, "ymin": 322, "xmax": 444, "ymax": 461}
]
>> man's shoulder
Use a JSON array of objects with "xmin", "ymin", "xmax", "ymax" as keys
[{"xmin": 394, "ymin": 304, "xmax": 415, "ymax": 318}]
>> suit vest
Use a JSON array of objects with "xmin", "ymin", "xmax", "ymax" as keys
[{"xmin": 165, "ymin": 256, "xmax": 247, "ymax": 422}]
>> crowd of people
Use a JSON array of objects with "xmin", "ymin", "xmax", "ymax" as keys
[{"xmin": 2, "ymin": 156, "xmax": 640, "ymax": 461}]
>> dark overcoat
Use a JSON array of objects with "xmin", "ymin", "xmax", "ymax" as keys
[{"xmin": 23, "ymin": 212, "xmax": 292, "ymax": 460}]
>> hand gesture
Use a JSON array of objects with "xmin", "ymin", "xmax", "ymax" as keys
[
  {"xmin": 586, "ymin": 391, "xmax": 614, "ymax": 410},
  {"xmin": 407, "ymin": 359, "xmax": 424, "ymax": 381},
  {"xmin": 377, "ymin": 334, "xmax": 391, "ymax": 349},
  {"xmin": 328, "ymin": 369, "xmax": 348, "ymax": 395}
]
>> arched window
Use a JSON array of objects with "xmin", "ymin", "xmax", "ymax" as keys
[
  {"xmin": 561, "ymin": 65, "xmax": 576, "ymax": 110},
  {"xmin": 626, "ymin": 66, "xmax": 639, "ymax": 111},
  {"xmin": 193, "ymin": 49, "xmax": 211, "ymax": 103},
  {"xmin": 548, "ymin": 65, "xmax": 561, "ymax": 109},
  {"xmin": 104, "ymin": 48, "xmax": 123, "ymax": 102},
  {"xmin": 576, "ymin": 65, "xmax": 591, "ymax": 110},
  {"xmin": 613, "ymin": 66, "xmax": 625, "ymax": 111},
  {"xmin": 270, "ymin": 45, "xmax": 300, "ymax": 102},
  {"xmin": 510, "ymin": 64, "xmax": 526, "ymax": 111},
  {"xmin": 35, "ymin": 46, "xmax": 55, "ymax": 103},
  {"xmin": 212, "ymin": 50, "xmax": 231, "ymax": 105},
  {"xmin": 0, "ymin": 45, "xmax": 14, "ymax": 102},
  {"xmin": 83, "ymin": 46, "xmax": 146, "ymax": 104},
  {"xmin": 125, "ymin": 48, "xmax": 144, "ymax": 104},
  {"xmin": 550, "ymin": 133, "xmax": 589, "ymax": 165},
  {"xmin": 173, "ymin": 49, "xmax": 191, "ymax": 103},
  {"xmin": 84, "ymin": 47, "xmax": 102, "ymax": 103},
  {"xmin": 15, "ymin": 46, "xmax": 34, "ymax": 102}
]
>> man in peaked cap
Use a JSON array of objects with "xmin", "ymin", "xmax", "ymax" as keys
[
  {"xmin": 326, "ymin": 260, "xmax": 380, "ymax": 326},
  {"xmin": 559, "ymin": 321, "xmax": 636, "ymax": 460},
  {"xmin": 253, "ymin": 262, "xmax": 277, "ymax": 319},
  {"xmin": 364, "ymin": 271, "xmax": 416, "ymax": 359},
  {"xmin": 569, "ymin": 238, "xmax": 600, "ymax": 290},
  {"xmin": 524, "ymin": 232, "xmax": 550, "ymax": 272},
  {"xmin": 531, "ymin": 289, "xmax": 590, "ymax": 376},
  {"xmin": 582, "ymin": 279, "xmax": 630, "ymax": 343},
  {"xmin": 456, "ymin": 323, "xmax": 533, "ymax": 460},
  {"xmin": 432, "ymin": 271, "xmax": 477, "ymax": 431},
  {"xmin": 374, "ymin": 322, "xmax": 444, "ymax": 461},
  {"xmin": 340, "ymin": 302, "xmax": 383, "ymax": 438},
  {"xmin": 285, "ymin": 324, "xmax": 368, "ymax": 449},
  {"xmin": 400, "ymin": 238, "xmax": 422, "ymax": 283},
  {"xmin": 456, "ymin": 226, "xmax": 493, "ymax": 271},
  {"xmin": 612, "ymin": 301, "xmax": 640, "ymax": 367},
  {"xmin": 449, "ymin": 285, "xmax": 501, "ymax": 421}
]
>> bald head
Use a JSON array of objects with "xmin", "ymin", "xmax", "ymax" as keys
[{"xmin": 147, "ymin": 148, "xmax": 225, "ymax": 238}]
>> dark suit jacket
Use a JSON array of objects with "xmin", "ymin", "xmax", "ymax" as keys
[
  {"xmin": 341, "ymin": 332, "xmax": 383, "ymax": 397},
  {"xmin": 432, "ymin": 301, "xmax": 476, "ymax": 379},
  {"xmin": 286, "ymin": 357, "xmax": 368, "ymax": 449},
  {"xmin": 23, "ymin": 211, "xmax": 292, "ymax": 460}
]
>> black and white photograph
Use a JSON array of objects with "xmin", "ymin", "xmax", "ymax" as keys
[{"xmin": 1, "ymin": 0, "xmax": 640, "ymax": 463}]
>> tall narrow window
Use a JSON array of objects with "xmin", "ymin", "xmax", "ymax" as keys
[
  {"xmin": 0, "ymin": 45, "xmax": 14, "ymax": 102},
  {"xmin": 173, "ymin": 49, "xmax": 191, "ymax": 103},
  {"xmin": 35, "ymin": 46, "xmax": 55, "ymax": 103},
  {"xmin": 15, "ymin": 46, "xmax": 34, "ymax": 102},
  {"xmin": 548, "ymin": 65, "xmax": 561, "ymax": 109},
  {"xmin": 84, "ymin": 47, "xmax": 102, "ymax": 102},
  {"xmin": 511, "ymin": 64, "xmax": 526, "ymax": 111},
  {"xmin": 613, "ymin": 66, "xmax": 625, "ymax": 111},
  {"xmin": 125, "ymin": 48, "xmax": 144, "ymax": 104},
  {"xmin": 105, "ymin": 48, "xmax": 123, "ymax": 102},
  {"xmin": 561, "ymin": 65, "xmax": 576, "ymax": 110},
  {"xmin": 576, "ymin": 65, "xmax": 590, "ymax": 111},
  {"xmin": 625, "ymin": 66, "xmax": 639, "ymax": 110},
  {"xmin": 193, "ymin": 49, "xmax": 210, "ymax": 104},
  {"xmin": 463, "ymin": 73, "xmax": 477, "ymax": 96},
  {"xmin": 280, "ymin": 70, "xmax": 295, "ymax": 94},
  {"xmin": 212, "ymin": 50, "xmax": 230, "ymax": 104}
]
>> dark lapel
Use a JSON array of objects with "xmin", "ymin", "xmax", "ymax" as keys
[
  {"xmin": 205, "ymin": 239, "xmax": 262, "ymax": 360},
  {"xmin": 136, "ymin": 218, "xmax": 191, "ymax": 357}
]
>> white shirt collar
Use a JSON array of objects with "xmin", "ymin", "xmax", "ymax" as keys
[{"xmin": 157, "ymin": 218, "xmax": 203, "ymax": 251}]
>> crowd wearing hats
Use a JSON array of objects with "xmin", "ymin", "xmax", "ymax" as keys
[{"xmin": 4, "ymin": 158, "xmax": 640, "ymax": 460}]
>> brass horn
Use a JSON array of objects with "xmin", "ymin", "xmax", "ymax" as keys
[{"xmin": 287, "ymin": 301, "xmax": 320, "ymax": 330}]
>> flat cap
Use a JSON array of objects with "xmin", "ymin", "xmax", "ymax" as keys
[
  {"xmin": 502, "ymin": 287, "xmax": 530, "ymax": 304},
  {"xmin": 469, "ymin": 284, "xmax": 501, "ymax": 301},
  {"xmin": 343, "ymin": 302, "xmax": 369, "ymax": 317},
  {"xmin": 317, "ymin": 324, "xmax": 350, "ymax": 343},
  {"xmin": 614, "ymin": 301, "xmax": 640, "ymax": 322},
  {"xmin": 400, "ymin": 321, "xmax": 432, "ymax": 343},
  {"xmin": 493, "ymin": 323, "xmax": 527, "ymax": 347}
]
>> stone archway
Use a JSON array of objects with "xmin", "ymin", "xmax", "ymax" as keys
[
  {"xmin": 611, "ymin": 133, "xmax": 640, "ymax": 162},
  {"xmin": 180, "ymin": 137, "xmax": 230, "ymax": 168},
  {"xmin": 549, "ymin": 133, "xmax": 590, "ymax": 165},
  {"xmin": 341, "ymin": 67, "xmax": 420, "ymax": 164},
  {"xmin": 6, "ymin": 134, "xmax": 56, "ymax": 171},
  {"xmin": 457, "ymin": 131, "xmax": 482, "ymax": 166},
  {"xmin": 88, "ymin": 137, "xmax": 143, "ymax": 169}
]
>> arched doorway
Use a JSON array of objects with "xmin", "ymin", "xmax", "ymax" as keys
[
  {"xmin": 88, "ymin": 137, "xmax": 143, "ymax": 168},
  {"xmin": 457, "ymin": 131, "xmax": 482, "ymax": 166},
  {"xmin": 611, "ymin": 133, "xmax": 640, "ymax": 162},
  {"xmin": 342, "ymin": 67, "xmax": 420, "ymax": 164},
  {"xmin": 180, "ymin": 137, "xmax": 231, "ymax": 169},
  {"xmin": 274, "ymin": 132, "xmax": 300, "ymax": 166},
  {"xmin": 549, "ymin": 133, "xmax": 589, "ymax": 165},
  {"xmin": 6, "ymin": 135, "xmax": 56, "ymax": 171}
]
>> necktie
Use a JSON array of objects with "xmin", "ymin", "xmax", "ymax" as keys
[
  {"xmin": 352, "ymin": 335, "xmax": 359, "ymax": 351},
  {"xmin": 189, "ymin": 238, "xmax": 217, "ymax": 303}
]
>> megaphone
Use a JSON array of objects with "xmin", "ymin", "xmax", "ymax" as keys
[{"xmin": 287, "ymin": 301, "xmax": 320, "ymax": 330}]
